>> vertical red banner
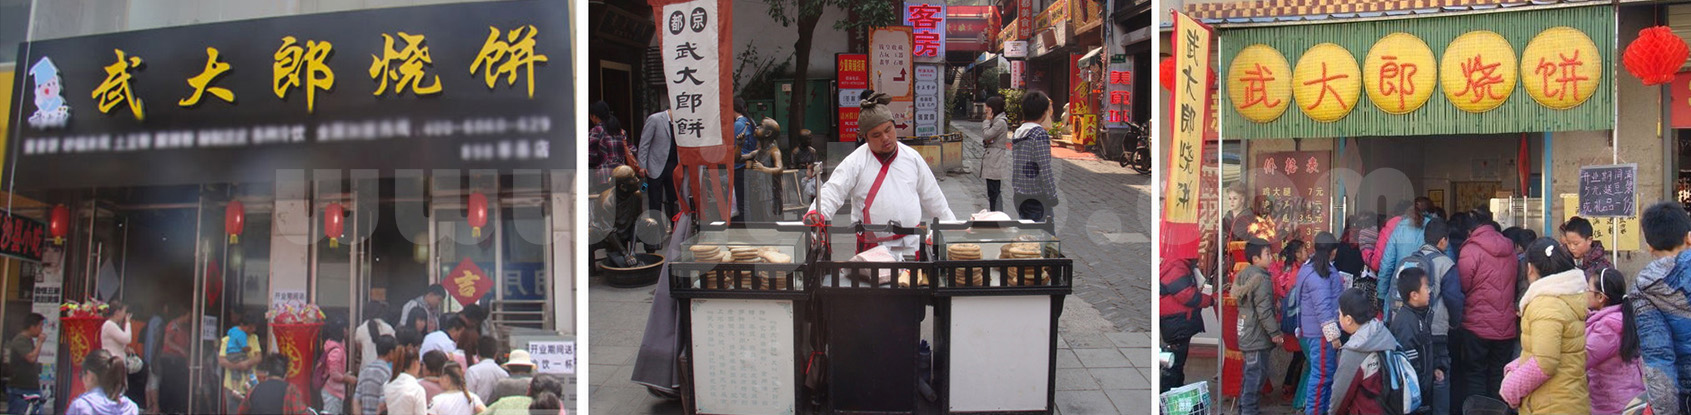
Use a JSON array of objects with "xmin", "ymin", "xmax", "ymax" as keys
[
  {"xmin": 837, "ymin": 53, "xmax": 868, "ymax": 142},
  {"xmin": 1018, "ymin": 0, "xmax": 1033, "ymax": 39}
]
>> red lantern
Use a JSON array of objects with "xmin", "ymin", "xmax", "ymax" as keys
[
  {"xmin": 1158, "ymin": 56, "xmax": 1216, "ymax": 91},
  {"xmin": 467, "ymin": 193, "xmax": 489, "ymax": 238},
  {"xmin": 226, "ymin": 200, "xmax": 245, "ymax": 244},
  {"xmin": 1624, "ymin": 26, "xmax": 1689, "ymax": 86},
  {"xmin": 325, "ymin": 203, "xmax": 344, "ymax": 248},
  {"xmin": 49, "ymin": 205, "xmax": 69, "ymax": 245}
]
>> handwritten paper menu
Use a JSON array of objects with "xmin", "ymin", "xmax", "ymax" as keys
[{"xmin": 690, "ymin": 299, "xmax": 795, "ymax": 415}]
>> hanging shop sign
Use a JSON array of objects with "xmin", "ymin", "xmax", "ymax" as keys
[
  {"xmin": 1018, "ymin": 0, "xmax": 1034, "ymax": 39},
  {"xmin": 1163, "ymin": 11, "xmax": 1210, "ymax": 260},
  {"xmin": 1577, "ymin": 163, "xmax": 1637, "ymax": 218},
  {"xmin": 1068, "ymin": 53, "xmax": 1097, "ymax": 145},
  {"xmin": 914, "ymin": 65, "xmax": 943, "ymax": 136},
  {"xmin": 837, "ymin": 53, "xmax": 869, "ymax": 142},
  {"xmin": 1011, "ymin": 60, "xmax": 1026, "ymax": 89},
  {"xmin": 653, "ymin": 0, "xmax": 736, "ymax": 218},
  {"xmin": 0, "ymin": 211, "xmax": 46, "ymax": 262},
  {"xmin": 904, "ymin": 2, "xmax": 947, "ymax": 64},
  {"xmin": 1217, "ymin": 6, "xmax": 1612, "ymax": 139},
  {"xmin": 1104, "ymin": 56, "xmax": 1133, "ymax": 127},
  {"xmin": 6, "ymin": 0, "xmax": 569, "ymax": 190},
  {"xmin": 1005, "ymin": 41, "xmax": 1030, "ymax": 58}
]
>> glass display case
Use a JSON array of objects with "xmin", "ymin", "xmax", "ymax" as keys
[
  {"xmin": 933, "ymin": 223, "xmax": 1067, "ymax": 288},
  {"xmin": 671, "ymin": 224, "xmax": 811, "ymax": 293}
]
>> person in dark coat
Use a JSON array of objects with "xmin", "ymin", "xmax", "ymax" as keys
[
  {"xmin": 1389, "ymin": 268, "xmax": 1442, "ymax": 414},
  {"xmin": 1160, "ymin": 258, "xmax": 1213, "ymax": 392}
]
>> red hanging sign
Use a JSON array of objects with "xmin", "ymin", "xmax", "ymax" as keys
[
  {"xmin": 447, "ymin": 257, "xmax": 493, "ymax": 307},
  {"xmin": 838, "ymin": 53, "xmax": 868, "ymax": 142}
]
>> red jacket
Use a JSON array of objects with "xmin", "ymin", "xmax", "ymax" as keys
[
  {"xmin": 1458, "ymin": 225, "xmax": 1519, "ymax": 340},
  {"xmin": 1160, "ymin": 258, "xmax": 1213, "ymax": 318},
  {"xmin": 1368, "ymin": 216, "xmax": 1403, "ymax": 273}
]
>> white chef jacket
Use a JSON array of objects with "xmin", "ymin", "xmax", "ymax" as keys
[{"xmin": 812, "ymin": 143, "xmax": 956, "ymax": 256}]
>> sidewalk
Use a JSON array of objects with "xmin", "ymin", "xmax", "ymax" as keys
[{"xmin": 586, "ymin": 123, "xmax": 1154, "ymax": 413}]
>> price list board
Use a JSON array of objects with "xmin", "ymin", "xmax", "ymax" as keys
[{"xmin": 689, "ymin": 299, "xmax": 797, "ymax": 415}]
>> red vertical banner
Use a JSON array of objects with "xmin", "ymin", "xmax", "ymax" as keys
[
  {"xmin": 837, "ymin": 53, "xmax": 868, "ymax": 142},
  {"xmin": 1018, "ymin": 0, "xmax": 1033, "ymax": 39}
]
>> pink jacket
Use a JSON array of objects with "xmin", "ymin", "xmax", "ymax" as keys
[
  {"xmin": 1586, "ymin": 305, "xmax": 1644, "ymax": 414},
  {"xmin": 1368, "ymin": 216, "xmax": 1402, "ymax": 273},
  {"xmin": 324, "ymin": 340, "xmax": 351, "ymax": 399}
]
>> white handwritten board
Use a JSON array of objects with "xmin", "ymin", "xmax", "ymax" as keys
[
  {"xmin": 526, "ymin": 341, "xmax": 576, "ymax": 375},
  {"xmin": 690, "ymin": 299, "xmax": 795, "ymax": 415}
]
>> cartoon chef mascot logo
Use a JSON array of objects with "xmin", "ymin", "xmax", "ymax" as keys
[{"xmin": 27, "ymin": 57, "xmax": 70, "ymax": 129}]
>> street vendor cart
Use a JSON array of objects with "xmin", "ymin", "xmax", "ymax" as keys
[
  {"xmin": 930, "ymin": 220, "xmax": 1073, "ymax": 414},
  {"xmin": 814, "ymin": 223, "xmax": 936, "ymax": 414}
]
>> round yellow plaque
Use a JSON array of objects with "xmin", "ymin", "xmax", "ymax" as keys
[
  {"xmin": 1519, "ymin": 26, "xmax": 1601, "ymax": 110},
  {"xmin": 1363, "ymin": 33, "xmax": 1437, "ymax": 115},
  {"xmin": 1292, "ymin": 43, "xmax": 1362, "ymax": 123},
  {"xmin": 1440, "ymin": 30, "xmax": 1517, "ymax": 113},
  {"xmin": 1227, "ymin": 44, "xmax": 1294, "ymax": 123}
]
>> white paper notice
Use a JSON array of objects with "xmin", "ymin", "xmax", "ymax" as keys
[
  {"xmin": 690, "ymin": 299, "xmax": 795, "ymax": 415},
  {"xmin": 526, "ymin": 341, "xmax": 576, "ymax": 374},
  {"xmin": 661, "ymin": 0, "xmax": 723, "ymax": 148}
]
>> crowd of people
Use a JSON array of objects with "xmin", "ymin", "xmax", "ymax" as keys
[{"xmin": 1163, "ymin": 196, "xmax": 1691, "ymax": 414}]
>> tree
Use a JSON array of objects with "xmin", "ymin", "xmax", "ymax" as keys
[{"xmin": 761, "ymin": 0, "xmax": 898, "ymax": 149}]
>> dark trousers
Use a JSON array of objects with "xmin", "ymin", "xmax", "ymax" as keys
[
  {"xmin": 1162, "ymin": 335, "xmax": 1192, "ymax": 393},
  {"xmin": 1018, "ymin": 199, "xmax": 1047, "ymax": 223},
  {"xmin": 1460, "ymin": 333, "xmax": 1518, "ymax": 406},
  {"xmin": 648, "ymin": 174, "xmax": 678, "ymax": 220},
  {"xmin": 1284, "ymin": 347, "xmax": 1305, "ymax": 388},
  {"xmin": 732, "ymin": 168, "xmax": 747, "ymax": 221},
  {"xmin": 985, "ymin": 179, "xmax": 1003, "ymax": 212}
]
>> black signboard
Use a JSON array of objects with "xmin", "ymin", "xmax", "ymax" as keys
[
  {"xmin": 8, "ymin": 0, "xmax": 572, "ymax": 190},
  {"xmin": 0, "ymin": 212, "xmax": 46, "ymax": 262},
  {"xmin": 1578, "ymin": 163, "xmax": 1637, "ymax": 218}
]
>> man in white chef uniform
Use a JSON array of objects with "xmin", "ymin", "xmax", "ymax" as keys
[{"xmin": 805, "ymin": 92, "xmax": 956, "ymax": 256}]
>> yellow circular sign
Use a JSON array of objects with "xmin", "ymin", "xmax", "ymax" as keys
[
  {"xmin": 1292, "ymin": 43, "xmax": 1362, "ymax": 123},
  {"xmin": 1440, "ymin": 30, "xmax": 1517, "ymax": 113},
  {"xmin": 1363, "ymin": 33, "xmax": 1437, "ymax": 115},
  {"xmin": 1227, "ymin": 44, "xmax": 1294, "ymax": 123},
  {"xmin": 1519, "ymin": 26, "xmax": 1601, "ymax": 110}
]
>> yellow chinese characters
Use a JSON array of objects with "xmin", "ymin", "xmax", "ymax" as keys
[
  {"xmin": 1521, "ymin": 27, "xmax": 1600, "ymax": 110},
  {"xmin": 1292, "ymin": 43, "xmax": 1360, "ymax": 123},
  {"xmin": 179, "ymin": 47, "xmax": 235, "ymax": 107},
  {"xmin": 370, "ymin": 32, "xmax": 442, "ymax": 96},
  {"xmin": 1363, "ymin": 33, "xmax": 1436, "ymax": 115},
  {"xmin": 93, "ymin": 49, "xmax": 145, "ymax": 121},
  {"xmin": 454, "ymin": 269, "xmax": 481, "ymax": 297},
  {"xmin": 471, "ymin": 25, "xmax": 550, "ymax": 98},
  {"xmin": 1226, "ymin": 44, "xmax": 1292, "ymax": 123},
  {"xmin": 273, "ymin": 36, "xmax": 336, "ymax": 113},
  {"xmin": 1440, "ymin": 30, "xmax": 1517, "ymax": 114}
]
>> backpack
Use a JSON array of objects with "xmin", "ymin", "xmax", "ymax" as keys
[
  {"xmin": 1389, "ymin": 251, "xmax": 1440, "ymax": 318},
  {"xmin": 313, "ymin": 341, "xmax": 338, "ymax": 391},
  {"xmin": 1378, "ymin": 349, "xmax": 1424, "ymax": 415},
  {"xmin": 1280, "ymin": 273, "xmax": 1302, "ymax": 336}
]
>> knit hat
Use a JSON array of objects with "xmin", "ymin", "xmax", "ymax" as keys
[{"xmin": 856, "ymin": 92, "xmax": 896, "ymax": 134}]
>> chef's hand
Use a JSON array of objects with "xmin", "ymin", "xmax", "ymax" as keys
[{"xmin": 803, "ymin": 211, "xmax": 825, "ymax": 226}]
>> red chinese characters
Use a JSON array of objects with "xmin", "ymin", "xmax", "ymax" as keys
[{"xmin": 1240, "ymin": 63, "xmax": 1282, "ymax": 109}]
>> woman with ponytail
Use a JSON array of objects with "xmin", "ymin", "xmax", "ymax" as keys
[
  {"xmin": 354, "ymin": 301, "xmax": 393, "ymax": 371},
  {"xmin": 1499, "ymin": 238, "xmax": 1590, "ymax": 414},
  {"xmin": 1296, "ymin": 232, "xmax": 1345, "ymax": 415},
  {"xmin": 1585, "ymin": 267, "xmax": 1645, "ymax": 414},
  {"xmin": 66, "ymin": 349, "xmax": 138, "ymax": 415},
  {"xmin": 385, "ymin": 329, "xmax": 428, "ymax": 415},
  {"xmin": 428, "ymin": 361, "xmax": 485, "ymax": 415}
]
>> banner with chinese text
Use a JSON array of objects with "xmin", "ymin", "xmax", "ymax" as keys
[
  {"xmin": 904, "ymin": 2, "xmax": 947, "ymax": 64},
  {"xmin": 7, "ymin": 0, "xmax": 570, "ymax": 190},
  {"xmin": 1069, "ymin": 53, "xmax": 1097, "ymax": 145},
  {"xmin": 1163, "ymin": 11, "xmax": 1211, "ymax": 260},
  {"xmin": 837, "ymin": 53, "xmax": 868, "ymax": 142},
  {"xmin": 1217, "ymin": 6, "xmax": 1612, "ymax": 139}
]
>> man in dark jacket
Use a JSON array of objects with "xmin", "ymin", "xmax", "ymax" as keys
[
  {"xmin": 1458, "ymin": 220, "xmax": 1520, "ymax": 405},
  {"xmin": 1159, "ymin": 258, "xmax": 1213, "ymax": 393},
  {"xmin": 1234, "ymin": 239, "xmax": 1280, "ymax": 415},
  {"xmin": 1389, "ymin": 268, "xmax": 1441, "ymax": 414}
]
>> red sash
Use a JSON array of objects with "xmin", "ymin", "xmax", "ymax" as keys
[{"xmin": 856, "ymin": 151, "xmax": 903, "ymax": 253}]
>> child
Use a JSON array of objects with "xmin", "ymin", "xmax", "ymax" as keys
[
  {"xmin": 1275, "ymin": 240, "xmax": 1308, "ymax": 407},
  {"xmin": 1298, "ymin": 233, "xmax": 1346, "ymax": 414},
  {"xmin": 1635, "ymin": 201, "xmax": 1691, "ymax": 414},
  {"xmin": 1234, "ymin": 238, "xmax": 1282, "ymax": 415},
  {"xmin": 1388, "ymin": 268, "xmax": 1441, "ymax": 414},
  {"xmin": 1585, "ymin": 267, "xmax": 1644, "ymax": 414},
  {"xmin": 1562, "ymin": 216, "xmax": 1614, "ymax": 272},
  {"xmin": 1500, "ymin": 238, "xmax": 1589, "ymax": 414},
  {"xmin": 1329, "ymin": 287, "xmax": 1397, "ymax": 415}
]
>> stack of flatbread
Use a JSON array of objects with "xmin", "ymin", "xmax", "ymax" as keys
[
  {"xmin": 690, "ymin": 245, "xmax": 724, "ymax": 262},
  {"xmin": 757, "ymin": 250, "xmax": 793, "ymax": 290},
  {"xmin": 692, "ymin": 245, "xmax": 797, "ymax": 289},
  {"xmin": 1000, "ymin": 242, "xmax": 1047, "ymax": 285},
  {"xmin": 946, "ymin": 243, "xmax": 985, "ymax": 286}
]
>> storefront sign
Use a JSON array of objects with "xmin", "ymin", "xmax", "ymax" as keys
[
  {"xmin": 527, "ymin": 340, "xmax": 576, "ymax": 374},
  {"xmin": 904, "ymin": 3, "xmax": 946, "ymax": 63},
  {"xmin": 1217, "ymin": 6, "xmax": 1612, "ymax": 139},
  {"xmin": 1254, "ymin": 151, "xmax": 1332, "ymax": 244},
  {"xmin": 502, "ymin": 262, "xmax": 546, "ymax": 301},
  {"xmin": 837, "ymin": 53, "xmax": 868, "ymax": 142},
  {"xmin": 1069, "ymin": 53, "xmax": 1096, "ymax": 145},
  {"xmin": 447, "ymin": 257, "xmax": 494, "ymax": 307},
  {"xmin": 945, "ymin": 6, "xmax": 998, "ymax": 52},
  {"xmin": 871, "ymin": 27, "xmax": 915, "ymax": 100},
  {"xmin": 1164, "ymin": 12, "xmax": 1210, "ymax": 259},
  {"xmin": 1520, "ymin": 27, "xmax": 1600, "ymax": 110},
  {"xmin": 1010, "ymin": 60, "xmax": 1026, "ymax": 89},
  {"xmin": 7, "ymin": 0, "xmax": 569, "ymax": 190},
  {"xmin": 1441, "ymin": 30, "xmax": 1517, "ymax": 113},
  {"xmin": 1105, "ymin": 57, "xmax": 1133, "ymax": 127},
  {"xmin": 1004, "ymin": 41, "xmax": 1029, "ymax": 58},
  {"xmin": 1363, "ymin": 33, "xmax": 1436, "ymax": 115},
  {"xmin": 1226, "ymin": 44, "xmax": 1292, "ymax": 123},
  {"xmin": 1577, "ymin": 163, "xmax": 1637, "ymax": 217},
  {"xmin": 271, "ymin": 290, "xmax": 308, "ymax": 308},
  {"xmin": 0, "ymin": 212, "xmax": 46, "ymax": 262},
  {"xmin": 691, "ymin": 299, "xmax": 796, "ymax": 414},
  {"xmin": 1292, "ymin": 43, "xmax": 1361, "ymax": 123},
  {"xmin": 913, "ymin": 64, "xmax": 943, "ymax": 136},
  {"xmin": 1034, "ymin": 0, "xmax": 1069, "ymax": 35},
  {"xmin": 1018, "ymin": 0, "xmax": 1033, "ymax": 39}
]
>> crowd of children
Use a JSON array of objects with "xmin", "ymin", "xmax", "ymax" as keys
[{"xmin": 1196, "ymin": 199, "xmax": 1691, "ymax": 415}]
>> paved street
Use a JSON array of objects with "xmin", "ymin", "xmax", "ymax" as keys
[{"xmin": 587, "ymin": 120, "xmax": 1155, "ymax": 413}]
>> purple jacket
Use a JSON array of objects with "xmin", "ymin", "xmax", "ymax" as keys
[
  {"xmin": 1587, "ymin": 305, "xmax": 1645, "ymax": 414},
  {"xmin": 1459, "ymin": 225, "xmax": 1519, "ymax": 340},
  {"xmin": 1297, "ymin": 261, "xmax": 1346, "ymax": 338}
]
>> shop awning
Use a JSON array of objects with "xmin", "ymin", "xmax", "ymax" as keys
[{"xmin": 1078, "ymin": 47, "xmax": 1103, "ymax": 67}]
